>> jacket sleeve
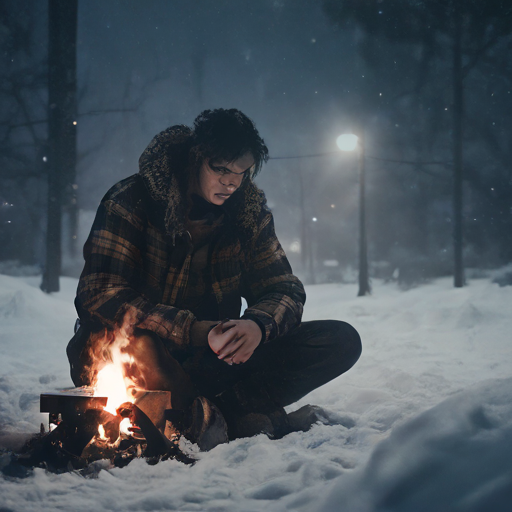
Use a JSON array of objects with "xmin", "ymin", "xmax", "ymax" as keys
[
  {"xmin": 241, "ymin": 209, "xmax": 306, "ymax": 343},
  {"xmin": 76, "ymin": 196, "xmax": 195, "ymax": 347}
]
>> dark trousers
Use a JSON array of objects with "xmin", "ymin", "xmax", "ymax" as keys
[
  {"xmin": 68, "ymin": 320, "xmax": 361, "ymax": 413},
  {"xmin": 175, "ymin": 320, "xmax": 361, "ymax": 412}
]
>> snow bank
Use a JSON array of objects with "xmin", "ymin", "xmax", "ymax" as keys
[
  {"xmin": 0, "ymin": 273, "xmax": 511, "ymax": 511},
  {"xmin": 0, "ymin": 275, "xmax": 76, "ymax": 433},
  {"xmin": 318, "ymin": 378, "xmax": 512, "ymax": 512}
]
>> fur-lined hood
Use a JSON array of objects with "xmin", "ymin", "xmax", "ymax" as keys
[{"xmin": 138, "ymin": 125, "xmax": 267, "ymax": 242}]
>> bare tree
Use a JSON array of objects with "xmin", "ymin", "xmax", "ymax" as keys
[
  {"xmin": 324, "ymin": 0, "xmax": 512, "ymax": 286},
  {"xmin": 40, "ymin": 0, "xmax": 78, "ymax": 293},
  {"xmin": 0, "ymin": 1, "xmax": 48, "ymax": 265}
]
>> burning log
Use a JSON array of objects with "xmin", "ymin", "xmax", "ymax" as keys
[
  {"xmin": 1, "ymin": 387, "xmax": 194, "ymax": 477},
  {"xmin": 133, "ymin": 390, "xmax": 173, "ymax": 435},
  {"xmin": 117, "ymin": 402, "xmax": 193, "ymax": 464}
]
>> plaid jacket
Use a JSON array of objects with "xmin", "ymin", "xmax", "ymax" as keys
[{"xmin": 75, "ymin": 126, "xmax": 305, "ymax": 353}]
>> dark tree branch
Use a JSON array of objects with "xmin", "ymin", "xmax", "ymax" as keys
[{"xmin": 462, "ymin": 32, "xmax": 502, "ymax": 78}]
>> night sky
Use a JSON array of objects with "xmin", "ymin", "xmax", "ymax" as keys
[
  {"xmin": 71, "ymin": 0, "xmax": 366, "ymax": 277},
  {"xmin": 76, "ymin": 0, "xmax": 357, "ymax": 206},
  {"xmin": 2, "ymin": 0, "xmax": 511, "ymax": 281}
]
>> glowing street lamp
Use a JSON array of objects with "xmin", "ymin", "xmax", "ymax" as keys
[
  {"xmin": 337, "ymin": 133, "xmax": 370, "ymax": 296},
  {"xmin": 336, "ymin": 134, "xmax": 358, "ymax": 152}
]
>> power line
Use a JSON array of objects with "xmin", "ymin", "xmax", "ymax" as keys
[
  {"xmin": 269, "ymin": 151, "xmax": 340, "ymax": 160},
  {"xmin": 269, "ymin": 150, "xmax": 451, "ymax": 177}
]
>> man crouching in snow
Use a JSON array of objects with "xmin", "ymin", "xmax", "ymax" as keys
[{"xmin": 67, "ymin": 108, "xmax": 362, "ymax": 449}]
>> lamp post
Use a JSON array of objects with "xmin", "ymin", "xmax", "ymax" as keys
[
  {"xmin": 336, "ymin": 133, "xmax": 371, "ymax": 296},
  {"xmin": 298, "ymin": 162, "xmax": 316, "ymax": 284}
]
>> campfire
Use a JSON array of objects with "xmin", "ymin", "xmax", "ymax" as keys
[{"xmin": 8, "ymin": 326, "xmax": 194, "ymax": 475}]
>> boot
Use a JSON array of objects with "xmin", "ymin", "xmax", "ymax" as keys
[
  {"xmin": 182, "ymin": 396, "xmax": 228, "ymax": 451},
  {"xmin": 226, "ymin": 408, "xmax": 290, "ymax": 440},
  {"xmin": 213, "ymin": 380, "xmax": 291, "ymax": 440}
]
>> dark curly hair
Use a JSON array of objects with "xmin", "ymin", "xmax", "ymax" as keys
[{"xmin": 190, "ymin": 109, "xmax": 269, "ymax": 178}]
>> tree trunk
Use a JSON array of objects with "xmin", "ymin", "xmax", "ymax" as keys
[
  {"xmin": 298, "ymin": 162, "xmax": 307, "ymax": 273},
  {"xmin": 298, "ymin": 164, "xmax": 315, "ymax": 284},
  {"xmin": 41, "ymin": 0, "xmax": 78, "ymax": 293},
  {"xmin": 358, "ymin": 131, "xmax": 370, "ymax": 296},
  {"xmin": 452, "ymin": 10, "xmax": 465, "ymax": 288}
]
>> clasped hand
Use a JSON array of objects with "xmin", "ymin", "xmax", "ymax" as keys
[{"xmin": 208, "ymin": 319, "xmax": 262, "ymax": 365}]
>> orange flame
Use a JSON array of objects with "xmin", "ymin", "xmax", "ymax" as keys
[
  {"xmin": 93, "ymin": 326, "xmax": 136, "ymax": 415},
  {"xmin": 119, "ymin": 417, "xmax": 132, "ymax": 436},
  {"xmin": 98, "ymin": 424, "xmax": 107, "ymax": 440}
]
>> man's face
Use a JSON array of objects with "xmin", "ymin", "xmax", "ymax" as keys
[{"xmin": 195, "ymin": 153, "xmax": 255, "ymax": 205}]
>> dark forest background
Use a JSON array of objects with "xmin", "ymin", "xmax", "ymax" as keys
[{"xmin": 1, "ymin": 0, "xmax": 512, "ymax": 290}]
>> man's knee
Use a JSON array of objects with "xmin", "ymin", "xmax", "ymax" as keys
[
  {"xmin": 124, "ymin": 330, "xmax": 195, "ymax": 407},
  {"xmin": 126, "ymin": 330, "xmax": 162, "ymax": 364},
  {"xmin": 67, "ymin": 324, "xmax": 93, "ymax": 386},
  {"xmin": 314, "ymin": 320, "xmax": 362, "ymax": 373},
  {"xmin": 335, "ymin": 320, "xmax": 362, "ymax": 368}
]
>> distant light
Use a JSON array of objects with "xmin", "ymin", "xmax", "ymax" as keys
[
  {"xmin": 336, "ymin": 134, "xmax": 358, "ymax": 151},
  {"xmin": 311, "ymin": 38, "xmax": 316, "ymax": 43},
  {"xmin": 290, "ymin": 241, "xmax": 301, "ymax": 253},
  {"xmin": 42, "ymin": 156, "xmax": 47, "ymax": 162},
  {"xmin": 330, "ymin": 204, "xmax": 336, "ymax": 208},
  {"xmin": 73, "ymin": 121, "xmax": 77, "ymax": 125},
  {"xmin": 312, "ymin": 217, "xmax": 318, "ymax": 222}
]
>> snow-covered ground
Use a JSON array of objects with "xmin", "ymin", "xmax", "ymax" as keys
[{"xmin": 0, "ymin": 273, "xmax": 511, "ymax": 511}]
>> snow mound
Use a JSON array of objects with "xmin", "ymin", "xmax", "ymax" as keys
[
  {"xmin": 0, "ymin": 274, "xmax": 76, "ymax": 324},
  {"xmin": 0, "ymin": 282, "xmax": 36, "ymax": 319},
  {"xmin": 0, "ymin": 274, "xmax": 77, "ymax": 432},
  {"xmin": 318, "ymin": 378, "xmax": 512, "ymax": 512},
  {"xmin": 0, "ymin": 274, "xmax": 75, "ymax": 321},
  {"xmin": 0, "ymin": 290, "xmax": 25, "ymax": 318}
]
